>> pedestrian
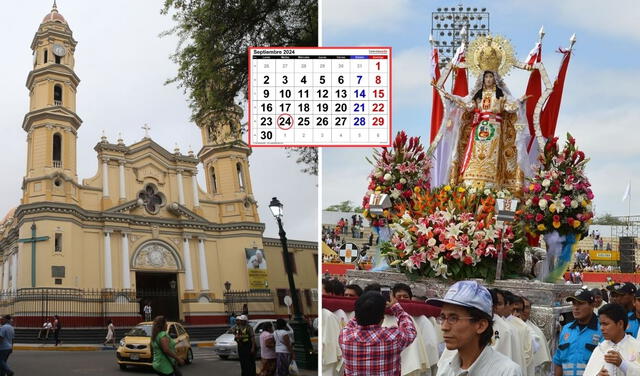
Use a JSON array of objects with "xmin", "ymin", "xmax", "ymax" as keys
[
  {"xmin": 258, "ymin": 322, "xmax": 276, "ymax": 376},
  {"xmin": 0, "ymin": 315, "xmax": 14, "ymax": 376},
  {"xmin": 38, "ymin": 318, "xmax": 52, "ymax": 341},
  {"xmin": 553, "ymin": 288, "xmax": 601, "ymax": 376},
  {"xmin": 103, "ymin": 319, "xmax": 116, "ymax": 348},
  {"xmin": 234, "ymin": 315, "xmax": 256, "ymax": 376},
  {"xmin": 584, "ymin": 303, "xmax": 640, "ymax": 375},
  {"xmin": 273, "ymin": 318, "xmax": 294, "ymax": 376},
  {"xmin": 339, "ymin": 291, "xmax": 416, "ymax": 375},
  {"xmin": 53, "ymin": 315, "xmax": 62, "ymax": 346},
  {"xmin": 150, "ymin": 315, "xmax": 184, "ymax": 376},
  {"xmin": 144, "ymin": 301, "xmax": 153, "ymax": 322},
  {"xmin": 429, "ymin": 282, "xmax": 521, "ymax": 376},
  {"xmin": 229, "ymin": 312, "xmax": 237, "ymax": 327}
]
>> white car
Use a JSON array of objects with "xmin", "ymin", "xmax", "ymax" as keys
[{"xmin": 213, "ymin": 319, "xmax": 293, "ymax": 359}]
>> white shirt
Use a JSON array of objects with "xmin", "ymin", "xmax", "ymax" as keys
[
  {"xmin": 584, "ymin": 335, "xmax": 640, "ymax": 376},
  {"xmin": 436, "ymin": 345, "xmax": 522, "ymax": 376},
  {"xmin": 525, "ymin": 320, "xmax": 551, "ymax": 367},
  {"xmin": 273, "ymin": 329, "xmax": 291, "ymax": 354},
  {"xmin": 492, "ymin": 314, "xmax": 514, "ymax": 360},
  {"xmin": 506, "ymin": 315, "xmax": 533, "ymax": 375}
]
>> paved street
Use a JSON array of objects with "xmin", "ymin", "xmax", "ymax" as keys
[{"xmin": 9, "ymin": 348, "xmax": 317, "ymax": 375}]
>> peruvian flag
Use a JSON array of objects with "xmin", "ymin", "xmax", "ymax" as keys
[
  {"xmin": 451, "ymin": 45, "xmax": 468, "ymax": 97},
  {"xmin": 429, "ymin": 46, "xmax": 444, "ymax": 144},
  {"xmin": 540, "ymin": 48, "xmax": 572, "ymax": 139},
  {"xmin": 524, "ymin": 42, "xmax": 542, "ymax": 151}
]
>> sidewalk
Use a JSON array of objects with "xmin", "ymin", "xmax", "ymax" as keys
[{"xmin": 14, "ymin": 340, "xmax": 216, "ymax": 351}]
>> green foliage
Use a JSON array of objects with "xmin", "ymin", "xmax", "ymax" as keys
[
  {"xmin": 593, "ymin": 213, "xmax": 626, "ymax": 226},
  {"xmin": 161, "ymin": 0, "xmax": 318, "ymax": 175},
  {"xmin": 325, "ymin": 201, "xmax": 356, "ymax": 212}
]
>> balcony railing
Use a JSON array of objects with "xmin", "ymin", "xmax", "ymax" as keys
[
  {"xmin": 54, "ymin": 100, "xmax": 62, "ymax": 106},
  {"xmin": 53, "ymin": 160, "xmax": 62, "ymax": 168}
]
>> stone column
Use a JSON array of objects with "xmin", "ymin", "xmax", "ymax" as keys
[
  {"xmin": 177, "ymin": 169, "xmax": 185, "ymax": 205},
  {"xmin": 182, "ymin": 237, "xmax": 194, "ymax": 290},
  {"xmin": 191, "ymin": 172, "xmax": 200, "ymax": 208},
  {"xmin": 2, "ymin": 259, "xmax": 8, "ymax": 291},
  {"xmin": 121, "ymin": 232, "xmax": 131, "ymax": 289},
  {"xmin": 119, "ymin": 161, "xmax": 126, "ymax": 200},
  {"xmin": 104, "ymin": 230, "xmax": 113, "ymax": 289},
  {"xmin": 10, "ymin": 253, "xmax": 17, "ymax": 291},
  {"xmin": 102, "ymin": 157, "xmax": 110, "ymax": 197},
  {"xmin": 197, "ymin": 238, "xmax": 209, "ymax": 291}
]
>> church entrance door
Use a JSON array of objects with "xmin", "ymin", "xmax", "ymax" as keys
[{"xmin": 136, "ymin": 272, "xmax": 179, "ymax": 322}]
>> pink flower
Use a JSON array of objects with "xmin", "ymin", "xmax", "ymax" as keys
[
  {"xmin": 535, "ymin": 213, "xmax": 544, "ymax": 222},
  {"xmin": 409, "ymin": 252, "xmax": 426, "ymax": 268}
]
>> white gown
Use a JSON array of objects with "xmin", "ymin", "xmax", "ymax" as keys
[
  {"xmin": 584, "ymin": 335, "xmax": 640, "ymax": 376},
  {"xmin": 322, "ymin": 309, "xmax": 342, "ymax": 376}
]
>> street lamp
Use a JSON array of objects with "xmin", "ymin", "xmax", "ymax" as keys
[{"xmin": 268, "ymin": 197, "xmax": 316, "ymax": 370}]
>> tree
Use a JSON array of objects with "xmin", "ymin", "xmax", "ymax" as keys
[
  {"xmin": 593, "ymin": 213, "xmax": 626, "ymax": 226},
  {"xmin": 325, "ymin": 201, "xmax": 356, "ymax": 212},
  {"xmin": 161, "ymin": 0, "xmax": 318, "ymax": 175}
]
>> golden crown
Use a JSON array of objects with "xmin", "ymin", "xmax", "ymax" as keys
[
  {"xmin": 467, "ymin": 35, "xmax": 516, "ymax": 77},
  {"xmin": 478, "ymin": 38, "xmax": 502, "ymax": 72}
]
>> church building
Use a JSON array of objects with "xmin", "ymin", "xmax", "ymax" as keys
[{"xmin": 0, "ymin": 4, "xmax": 317, "ymax": 326}]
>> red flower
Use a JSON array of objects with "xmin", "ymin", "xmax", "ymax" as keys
[
  {"xmin": 535, "ymin": 213, "xmax": 544, "ymax": 222},
  {"xmin": 463, "ymin": 256, "xmax": 473, "ymax": 265}
]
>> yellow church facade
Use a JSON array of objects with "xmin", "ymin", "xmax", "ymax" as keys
[{"xmin": 0, "ymin": 4, "xmax": 317, "ymax": 326}]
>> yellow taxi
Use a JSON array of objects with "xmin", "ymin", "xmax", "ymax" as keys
[{"xmin": 116, "ymin": 321, "xmax": 193, "ymax": 370}]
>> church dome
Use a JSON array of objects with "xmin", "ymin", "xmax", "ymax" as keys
[{"xmin": 41, "ymin": 2, "xmax": 67, "ymax": 25}]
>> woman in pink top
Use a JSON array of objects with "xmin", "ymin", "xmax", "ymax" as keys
[{"xmin": 258, "ymin": 323, "xmax": 277, "ymax": 376}]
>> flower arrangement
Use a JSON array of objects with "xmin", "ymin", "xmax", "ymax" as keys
[
  {"xmin": 521, "ymin": 133, "xmax": 594, "ymax": 237},
  {"xmin": 362, "ymin": 131, "xmax": 431, "ymax": 227},
  {"xmin": 381, "ymin": 210, "xmax": 517, "ymax": 280}
]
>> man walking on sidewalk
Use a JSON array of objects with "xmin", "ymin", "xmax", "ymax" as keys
[{"xmin": 0, "ymin": 315, "xmax": 15, "ymax": 376}]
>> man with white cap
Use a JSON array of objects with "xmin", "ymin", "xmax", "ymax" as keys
[
  {"xmin": 427, "ymin": 280, "xmax": 522, "ymax": 376},
  {"xmin": 234, "ymin": 314, "xmax": 256, "ymax": 376}
]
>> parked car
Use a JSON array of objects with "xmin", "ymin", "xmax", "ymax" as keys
[
  {"xmin": 116, "ymin": 321, "xmax": 193, "ymax": 370},
  {"xmin": 213, "ymin": 319, "xmax": 293, "ymax": 360}
]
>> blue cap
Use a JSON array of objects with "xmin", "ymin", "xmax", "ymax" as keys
[{"xmin": 426, "ymin": 281, "xmax": 492, "ymax": 316}]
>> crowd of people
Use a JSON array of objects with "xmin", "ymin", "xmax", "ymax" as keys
[{"xmin": 322, "ymin": 276, "xmax": 640, "ymax": 376}]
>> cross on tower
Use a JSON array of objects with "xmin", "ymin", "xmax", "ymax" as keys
[
  {"xmin": 18, "ymin": 222, "xmax": 50, "ymax": 287},
  {"xmin": 141, "ymin": 123, "xmax": 151, "ymax": 139}
]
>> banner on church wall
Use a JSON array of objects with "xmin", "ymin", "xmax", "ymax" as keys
[{"xmin": 245, "ymin": 248, "xmax": 268, "ymax": 290}]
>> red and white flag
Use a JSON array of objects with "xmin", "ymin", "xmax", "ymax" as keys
[
  {"xmin": 541, "ymin": 47, "xmax": 572, "ymax": 139},
  {"xmin": 524, "ymin": 42, "xmax": 542, "ymax": 152},
  {"xmin": 429, "ymin": 46, "xmax": 444, "ymax": 144},
  {"xmin": 452, "ymin": 45, "xmax": 468, "ymax": 97}
]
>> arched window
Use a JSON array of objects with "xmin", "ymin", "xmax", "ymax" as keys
[
  {"xmin": 210, "ymin": 167, "xmax": 218, "ymax": 193},
  {"xmin": 236, "ymin": 163, "xmax": 245, "ymax": 191},
  {"xmin": 52, "ymin": 133, "xmax": 62, "ymax": 168},
  {"xmin": 44, "ymin": 49, "xmax": 48, "ymax": 63},
  {"xmin": 54, "ymin": 85, "xmax": 62, "ymax": 106}
]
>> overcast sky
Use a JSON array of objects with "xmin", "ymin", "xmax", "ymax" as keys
[
  {"xmin": 0, "ymin": 1, "xmax": 317, "ymax": 241},
  {"xmin": 323, "ymin": 0, "xmax": 640, "ymax": 220}
]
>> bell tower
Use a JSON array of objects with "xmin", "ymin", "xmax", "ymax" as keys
[
  {"xmin": 22, "ymin": 2, "xmax": 82, "ymax": 204},
  {"xmin": 197, "ymin": 107, "xmax": 258, "ymax": 215}
]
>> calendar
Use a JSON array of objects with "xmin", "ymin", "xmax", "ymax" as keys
[{"xmin": 248, "ymin": 47, "xmax": 392, "ymax": 147}]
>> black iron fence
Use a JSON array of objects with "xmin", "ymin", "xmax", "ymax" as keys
[
  {"xmin": 0, "ymin": 288, "xmax": 173, "ymax": 328},
  {"xmin": 223, "ymin": 290, "xmax": 274, "ymax": 316}
]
